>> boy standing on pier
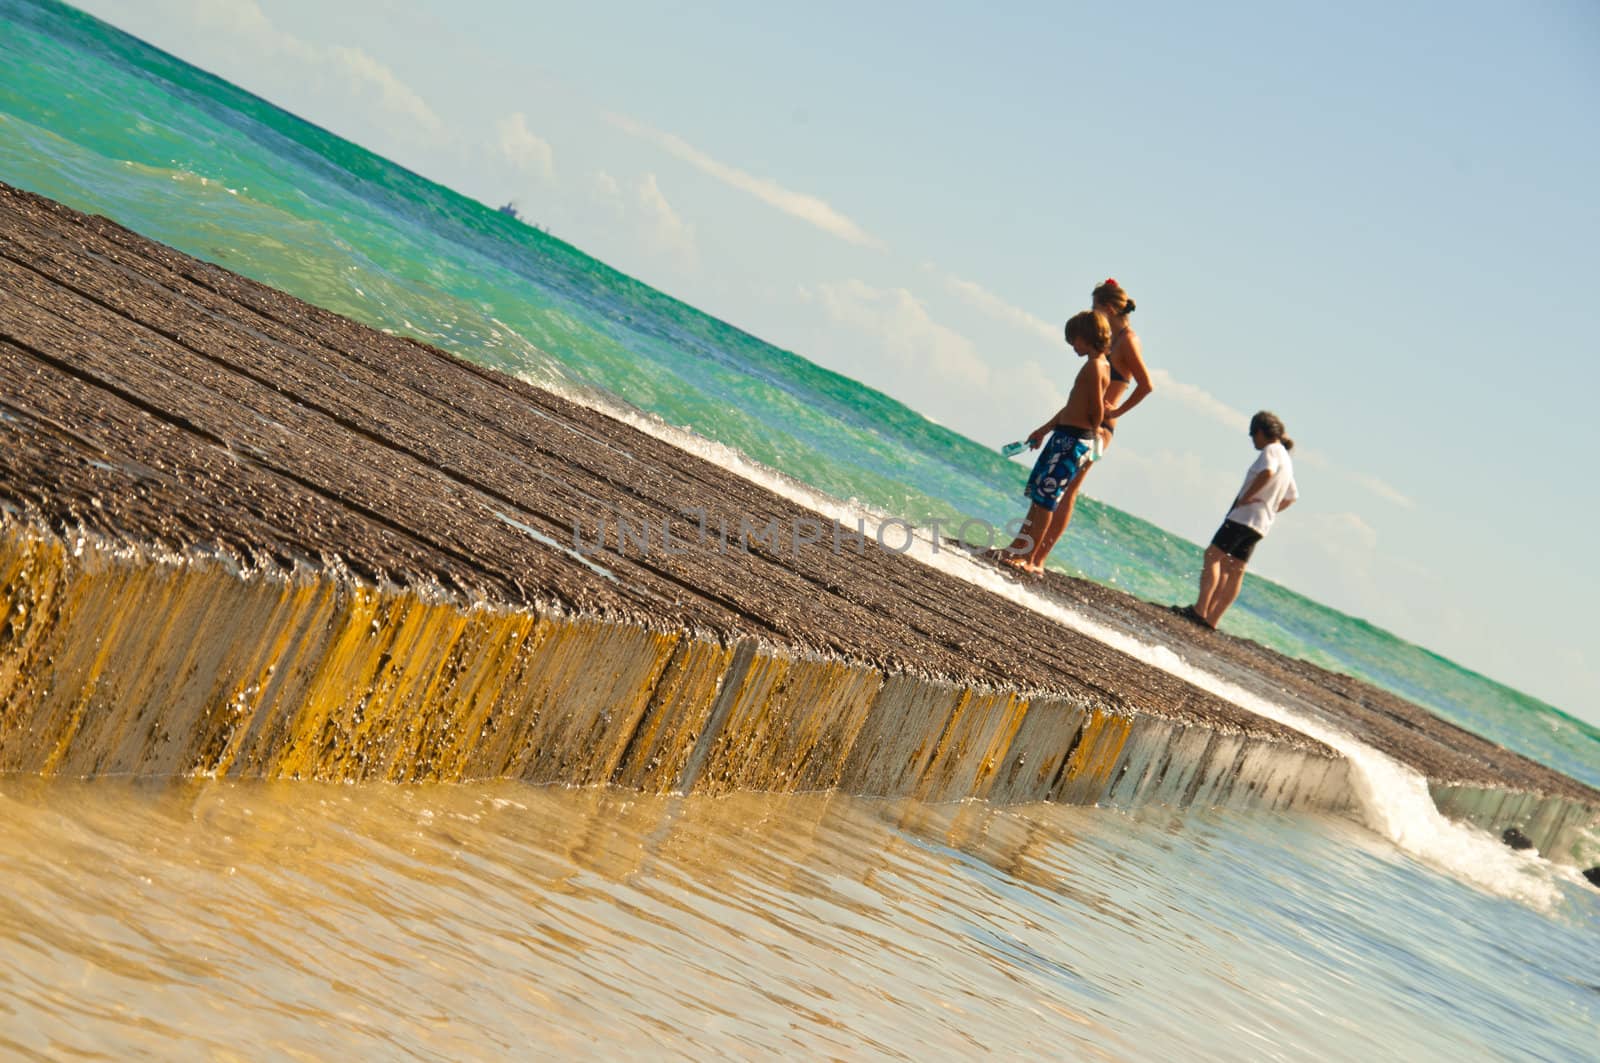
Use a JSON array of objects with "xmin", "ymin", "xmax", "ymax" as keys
[{"xmin": 998, "ymin": 310, "xmax": 1111, "ymax": 574}]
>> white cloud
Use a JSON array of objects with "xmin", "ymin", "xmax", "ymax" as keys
[
  {"xmin": 585, "ymin": 170, "xmax": 696, "ymax": 266},
  {"xmin": 931, "ymin": 274, "xmax": 1258, "ymax": 438},
  {"xmin": 1013, "ymin": 359, "xmax": 1066, "ymax": 415},
  {"xmin": 604, "ymin": 112, "xmax": 884, "ymax": 249},
  {"xmin": 807, "ymin": 280, "xmax": 990, "ymax": 390},
  {"xmin": 1262, "ymin": 508, "xmax": 1393, "ymax": 615},
  {"xmin": 592, "ymin": 170, "xmax": 624, "ymax": 217},
  {"xmin": 1106, "ymin": 362, "xmax": 1415, "ymax": 510},
  {"xmin": 1092, "ymin": 444, "xmax": 1239, "ymax": 534},
  {"xmin": 496, "ymin": 113, "xmax": 555, "ymax": 181},
  {"xmin": 330, "ymin": 46, "xmax": 443, "ymax": 134},
  {"xmin": 186, "ymin": 0, "xmax": 282, "ymax": 42},
  {"xmin": 1349, "ymin": 474, "xmax": 1415, "ymax": 509},
  {"xmin": 1148, "ymin": 368, "xmax": 1250, "ymax": 431},
  {"xmin": 944, "ymin": 275, "xmax": 1058, "ymax": 345},
  {"xmin": 154, "ymin": 0, "xmax": 443, "ymax": 136},
  {"xmin": 1304, "ymin": 510, "xmax": 1380, "ymax": 553},
  {"xmin": 636, "ymin": 173, "xmax": 697, "ymax": 266},
  {"xmin": 1296, "ymin": 449, "xmax": 1415, "ymax": 509}
]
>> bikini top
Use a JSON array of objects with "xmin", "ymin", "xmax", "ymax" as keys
[{"xmin": 1109, "ymin": 328, "xmax": 1134, "ymax": 383}]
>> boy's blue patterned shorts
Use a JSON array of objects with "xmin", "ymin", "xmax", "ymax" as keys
[{"xmin": 1025, "ymin": 430, "xmax": 1093, "ymax": 511}]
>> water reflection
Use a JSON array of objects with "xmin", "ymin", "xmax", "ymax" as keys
[{"xmin": 0, "ymin": 779, "xmax": 1592, "ymax": 1059}]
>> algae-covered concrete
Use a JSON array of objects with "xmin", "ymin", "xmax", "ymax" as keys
[
  {"xmin": 0, "ymin": 181, "xmax": 1590, "ymax": 839},
  {"xmin": 0, "ymin": 521, "xmax": 1351, "ymax": 813}
]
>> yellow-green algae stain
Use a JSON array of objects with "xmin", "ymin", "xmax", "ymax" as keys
[{"xmin": 0, "ymin": 521, "xmax": 1355, "ymax": 814}]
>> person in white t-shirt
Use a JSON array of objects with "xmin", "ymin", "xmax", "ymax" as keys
[{"xmin": 1181, "ymin": 411, "xmax": 1298, "ymax": 629}]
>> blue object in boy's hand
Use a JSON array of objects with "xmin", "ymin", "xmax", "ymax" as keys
[{"xmin": 1000, "ymin": 440, "xmax": 1029, "ymax": 458}]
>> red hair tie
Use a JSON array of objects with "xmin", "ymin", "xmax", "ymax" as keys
[{"xmin": 1103, "ymin": 277, "xmax": 1118, "ymax": 287}]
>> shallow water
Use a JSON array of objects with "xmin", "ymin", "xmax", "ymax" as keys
[{"xmin": 0, "ymin": 779, "xmax": 1593, "ymax": 1059}]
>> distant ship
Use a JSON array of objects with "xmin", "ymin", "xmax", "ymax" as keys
[{"xmin": 496, "ymin": 201, "xmax": 549, "ymax": 234}]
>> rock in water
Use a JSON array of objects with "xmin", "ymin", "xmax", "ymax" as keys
[{"xmin": 1501, "ymin": 827, "xmax": 1533, "ymax": 851}]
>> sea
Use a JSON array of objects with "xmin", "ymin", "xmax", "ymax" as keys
[{"xmin": 1, "ymin": 1, "xmax": 1597, "ymax": 1058}]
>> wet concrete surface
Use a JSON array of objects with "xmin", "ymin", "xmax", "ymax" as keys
[{"xmin": 0, "ymin": 181, "xmax": 1593, "ymax": 805}]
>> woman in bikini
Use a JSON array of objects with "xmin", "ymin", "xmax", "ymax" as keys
[{"xmin": 1025, "ymin": 278, "xmax": 1154, "ymax": 564}]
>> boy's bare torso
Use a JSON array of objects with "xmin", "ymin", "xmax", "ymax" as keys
[{"xmin": 1059, "ymin": 356, "xmax": 1109, "ymax": 431}]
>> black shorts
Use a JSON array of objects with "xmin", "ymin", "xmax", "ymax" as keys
[{"xmin": 1210, "ymin": 519, "xmax": 1263, "ymax": 562}]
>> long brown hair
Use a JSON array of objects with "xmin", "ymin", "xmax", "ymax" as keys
[
  {"xmin": 1250, "ymin": 410, "xmax": 1295, "ymax": 451},
  {"xmin": 1091, "ymin": 277, "xmax": 1136, "ymax": 316}
]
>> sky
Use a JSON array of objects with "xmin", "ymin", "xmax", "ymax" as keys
[{"xmin": 68, "ymin": 0, "xmax": 1600, "ymax": 723}]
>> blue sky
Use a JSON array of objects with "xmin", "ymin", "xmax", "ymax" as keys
[{"xmin": 71, "ymin": 0, "xmax": 1600, "ymax": 722}]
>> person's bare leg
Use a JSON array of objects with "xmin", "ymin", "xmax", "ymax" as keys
[
  {"xmin": 1201, "ymin": 556, "xmax": 1248, "ymax": 627},
  {"xmin": 1000, "ymin": 503, "xmax": 1051, "ymax": 567},
  {"xmin": 1194, "ymin": 545, "xmax": 1227, "ymax": 619},
  {"xmin": 1029, "ymin": 462, "xmax": 1095, "ymax": 572}
]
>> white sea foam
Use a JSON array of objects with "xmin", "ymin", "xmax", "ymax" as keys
[{"xmin": 540, "ymin": 383, "xmax": 1574, "ymax": 907}]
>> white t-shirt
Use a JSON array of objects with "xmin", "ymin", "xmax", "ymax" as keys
[{"xmin": 1225, "ymin": 441, "xmax": 1298, "ymax": 535}]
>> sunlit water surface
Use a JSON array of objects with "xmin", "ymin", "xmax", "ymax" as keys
[{"xmin": 0, "ymin": 779, "xmax": 1594, "ymax": 1059}]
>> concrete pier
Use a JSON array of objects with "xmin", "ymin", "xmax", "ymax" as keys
[
  {"xmin": 0, "ymin": 521, "xmax": 1352, "ymax": 814},
  {"xmin": 0, "ymin": 181, "xmax": 1593, "ymax": 852}
]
